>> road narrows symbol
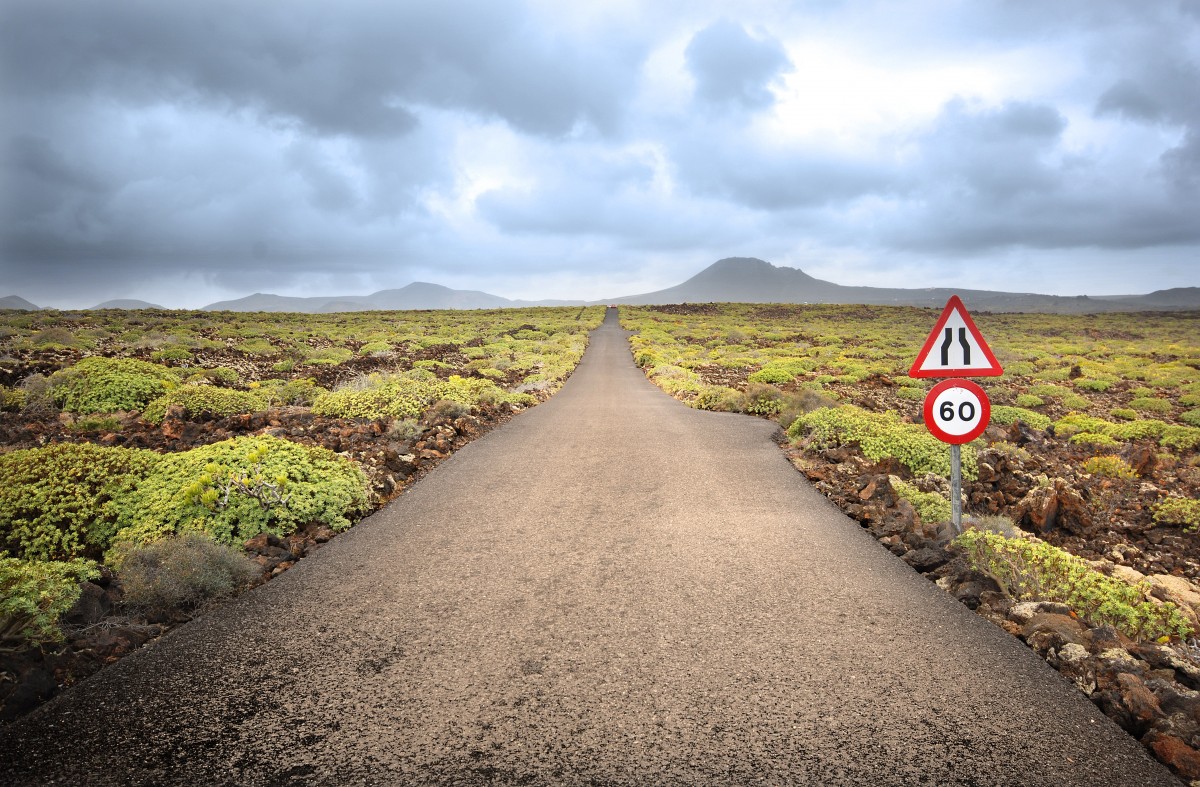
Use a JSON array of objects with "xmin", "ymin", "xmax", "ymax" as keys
[{"xmin": 910, "ymin": 296, "xmax": 1001, "ymax": 378}]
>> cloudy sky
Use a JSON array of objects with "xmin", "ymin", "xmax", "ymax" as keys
[{"xmin": 2, "ymin": 0, "xmax": 1198, "ymax": 309}]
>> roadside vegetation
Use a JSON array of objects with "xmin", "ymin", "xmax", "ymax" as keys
[{"xmin": 0, "ymin": 305, "xmax": 603, "ymax": 717}]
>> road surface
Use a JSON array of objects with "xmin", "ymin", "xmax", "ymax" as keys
[{"xmin": 0, "ymin": 309, "xmax": 1177, "ymax": 785}]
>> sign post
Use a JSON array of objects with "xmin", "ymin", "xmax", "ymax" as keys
[{"xmin": 911, "ymin": 297, "xmax": 1001, "ymax": 535}]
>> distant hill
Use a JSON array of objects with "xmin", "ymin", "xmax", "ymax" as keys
[
  {"xmin": 90, "ymin": 299, "xmax": 165, "ymax": 310},
  {"xmin": 203, "ymin": 282, "xmax": 583, "ymax": 312},
  {"xmin": 0, "ymin": 295, "xmax": 40, "ymax": 310},
  {"xmin": 606, "ymin": 258, "xmax": 1200, "ymax": 313}
]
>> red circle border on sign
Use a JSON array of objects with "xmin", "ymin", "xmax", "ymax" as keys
[{"xmin": 923, "ymin": 379, "xmax": 991, "ymax": 444}]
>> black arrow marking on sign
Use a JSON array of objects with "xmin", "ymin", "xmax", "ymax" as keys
[
  {"xmin": 958, "ymin": 327, "xmax": 971, "ymax": 365},
  {"xmin": 940, "ymin": 327, "xmax": 953, "ymax": 365}
]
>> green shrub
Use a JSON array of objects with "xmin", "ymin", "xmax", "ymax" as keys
[
  {"xmin": 1130, "ymin": 396, "xmax": 1173, "ymax": 414},
  {"xmin": 1069, "ymin": 432, "xmax": 1119, "ymax": 447},
  {"xmin": 313, "ymin": 374, "xmax": 506, "ymax": 421},
  {"xmin": 142, "ymin": 385, "xmax": 267, "ymax": 424},
  {"xmin": 990, "ymin": 406, "xmax": 1051, "ymax": 431},
  {"xmin": 897, "ymin": 386, "xmax": 925, "ymax": 401},
  {"xmin": 0, "ymin": 444, "xmax": 159, "ymax": 561},
  {"xmin": 69, "ymin": 415, "xmax": 121, "ymax": 433},
  {"xmin": 1162, "ymin": 426, "xmax": 1200, "ymax": 451},
  {"xmin": 1053, "ymin": 413, "xmax": 1112, "ymax": 438},
  {"xmin": 747, "ymin": 365, "xmax": 796, "ymax": 384},
  {"xmin": 0, "ymin": 556, "xmax": 100, "ymax": 650},
  {"xmin": 742, "ymin": 383, "xmax": 783, "ymax": 416},
  {"xmin": 111, "ymin": 436, "xmax": 368, "ymax": 551},
  {"xmin": 956, "ymin": 530, "xmax": 1192, "ymax": 641},
  {"xmin": 1109, "ymin": 419, "xmax": 1167, "ymax": 441},
  {"xmin": 1074, "ymin": 378, "xmax": 1114, "ymax": 392},
  {"xmin": 1061, "ymin": 393, "xmax": 1092, "ymax": 410},
  {"xmin": 693, "ymin": 385, "xmax": 744, "ymax": 412},
  {"xmin": 49, "ymin": 357, "xmax": 180, "ymax": 414},
  {"xmin": 1014, "ymin": 394, "xmax": 1045, "ymax": 409},
  {"xmin": 1181, "ymin": 409, "xmax": 1200, "ymax": 428},
  {"xmin": 792, "ymin": 405, "xmax": 977, "ymax": 479},
  {"xmin": 254, "ymin": 377, "xmax": 324, "ymax": 407},
  {"xmin": 116, "ymin": 533, "xmax": 259, "ymax": 616},
  {"xmin": 892, "ymin": 477, "xmax": 951, "ymax": 523},
  {"xmin": 236, "ymin": 338, "xmax": 277, "ymax": 356},
  {"xmin": 1110, "ymin": 408, "xmax": 1137, "ymax": 421},
  {"xmin": 1082, "ymin": 455, "xmax": 1137, "ymax": 479},
  {"xmin": 1153, "ymin": 498, "xmax": 1200, "ymax": 529},
  {"xmin": 0, "ymin": 385, "xmax": 25, "ymax": 412}
]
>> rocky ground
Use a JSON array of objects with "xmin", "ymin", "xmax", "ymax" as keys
[{"xmin": 785, "ymin": 427, "xmax": 1200, "ymax": 784}]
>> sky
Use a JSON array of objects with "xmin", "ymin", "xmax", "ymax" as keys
[{"xmin": 1, "ymin": 0, "xmax": 1198, "ymax": 309}]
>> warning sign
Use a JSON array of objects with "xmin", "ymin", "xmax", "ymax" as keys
[{"xmin": 909, "ymin": 295, "xmax": 1002, "ymax": 378}]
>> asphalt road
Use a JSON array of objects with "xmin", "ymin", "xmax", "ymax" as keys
[{"xmin": 0, "ymin": 309, "xmax": 1179, "ymax": 786}]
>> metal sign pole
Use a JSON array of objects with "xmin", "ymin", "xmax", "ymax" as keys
[{"xmin": 950, "ymin": 443, "xmax": 962, "ymax": 535}]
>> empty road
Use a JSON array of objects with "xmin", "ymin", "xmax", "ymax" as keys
[{"xmin": 0, "ymin": 309, "xmax": 1177, "ymax": 785}]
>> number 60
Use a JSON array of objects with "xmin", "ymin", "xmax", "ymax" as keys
[{"xmin": 940, "ymin": 401, "xmax": 976, "ymax": 422}]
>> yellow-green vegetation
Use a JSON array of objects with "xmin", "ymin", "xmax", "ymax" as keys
[
  {"xmin": 956, "ymin": 529, "xmax": 1192, "ymax": 641},
  {"xmin": 0, "ymin": 385, "xmax": 24, "ymax": 412},
  {"xmin": 312, "ymin": 373, "xmax": 532, "ymax": 420},
  {"xmin": 1082, "ymin": 455, "xmax": 1138, "ymax": 479},
  {"xmin": 1153, "ymin": 498, "xmax": 1200, "ymax": 530},
  {"xmin": 0, "ymin": 306, "xmax": 605, "ymax": 649},
  {"xmin": 113, "ymin": 436, "xmax": 368, "ymax": 552},
  {"xmin": 789, "ymin": 405, "xmax": 979, "ymax": 479},
  {"xmin": 142, "ymin": 385, "xmax": 268, "ymax": 424},
  {"xmin": 619, "ymin": 304, "xmax": 1200, "ymax": 441},
  {"xmin": 1, "ymin": 556, "xmax": 99, "ymax": 651},
  {"xmin": 0, "ymin": 443, "xmax": 160, "ymax": 561},
  {"xmin": 891, "ymin": 477, "xmax": 952, "ymax": 523},
  {"xmin": 991, "ymin": 406, "xmax": 1052, "ymax": 430},
  {"xmin": 48, "ymin": 357, "xmax": 182, "ymax": 414}
]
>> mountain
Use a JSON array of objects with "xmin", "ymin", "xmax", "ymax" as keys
[
  {"xmin": 203, "ymin": 281, "xmax": 582, "ymax": 312},
  {"xmin": 607, "ymin": 258, "xmax": 1200, "ymax": 313},
  {"xmin": 0, "ymin": 295, "xmax": 40, "ymax": 310},
  {"xmin": 90, "ymin": 299, "xmax": 165, "ymax": 310}
]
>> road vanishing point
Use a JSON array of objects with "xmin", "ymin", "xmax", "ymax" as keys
[{"xmin": 0, "ymin": 309, "xmax": 1179, "ymax": 786}]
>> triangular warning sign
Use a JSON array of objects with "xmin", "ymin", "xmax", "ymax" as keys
[{"xmin": 909, "ymin": 295, "xmax": 1003, "ymax": 378}]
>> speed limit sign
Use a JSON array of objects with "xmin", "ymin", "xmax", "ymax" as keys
[{"xmin": 923, "ymin": 379, "xmax": 990, "ymax": 444}]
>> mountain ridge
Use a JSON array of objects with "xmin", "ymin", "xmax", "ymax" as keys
[{"xmin": 3, "ymin": 258, "xmax": 1197, "ymax": 313}]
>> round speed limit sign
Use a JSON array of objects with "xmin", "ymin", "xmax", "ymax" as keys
[{"xmin": 923, "ymin": 379, "xmax": 991, "ymax": 444}]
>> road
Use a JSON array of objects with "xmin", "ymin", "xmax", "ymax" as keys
[{"xmin": 0, "ymin": 308, "xmax": 1178, "ymax": 785}]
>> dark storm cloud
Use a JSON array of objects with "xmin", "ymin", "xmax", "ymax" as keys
[
  {"xmin": 0, "ymin": 0, "xmax": 1196, "ymax": 306},
  {"xmin": 685, "ymin": 20, "xmax": 792, "ymax": 111},
  {"xmin": 0, "ymin": 0, "xmax": 638, "ymax": 139}
]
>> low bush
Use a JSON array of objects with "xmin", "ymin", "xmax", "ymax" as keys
[
  {"xmin": 49, "ymin": 357, "xmax": 180, "ymax": 414},
  {"xmin": 1153, "ymin": 498, "xmax": 1200, "ymax": 530},
  {"xmin": 892, "ymin": 477, "xmax": 951, "ymax": 523},
  {"xmin": 1014, "ymin": 394, "xmax": 1045, "ymax": 409},
  {"xmin": 1162, "ymin": 426, "xmax": 1200, "ymax": 451},
  {"xmin": 0, "ymin": 385, "xmax": 24, "ymax": 412},
  {"xmin": 142, "ymin": 385, "xmax": 267, "ymax": 424},
  {"xmin": 1130, "ymin": 396, "xmax": 1173, "ymax": 414},
  {"xmin": 791, "ymin": 405, "xmax": 977, "ymax": 479},
  {"xmin": 116, "ymin": 533, "xmax": 259, "ymax": 617},
  {"xmin": 112, "ymin": 436, "xmax": 368, "ymax": 551},
  {"xmin": 1082, "ymin": 455, "xmax": 1138, "ymax": 479},
  {"xmin": 0, "ymin": 556, "xmax": 99, "ymax": 650},
  {"xmin": 0, "ymin": 444, "xmax": 159, "ymax": 561},
  {"xmin": 693, "ymin": 385, "xmax": 744, "ymax": 412},
  {"xmin": 254, "ymin": 377, "xmax": 324, "ymax": 407},
  {"xmin": 1182, "ymin": 409, "xmax": 1200, "ymax": 428},
  {"xmin": 991, "ymin": 406, "xmax": 1051, "ymax": 431},
  {"xmin": 956, "ymin": 529, "xmax": 1192, "ymax": 641},
  {"xmin": 741, "ymin": 383, "xmax": 783, "ymax": 416}
]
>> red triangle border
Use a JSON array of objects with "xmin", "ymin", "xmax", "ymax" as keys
[{"xmin": 908, "ymin": 295, "xmax": 1003, "ymax": 378}]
